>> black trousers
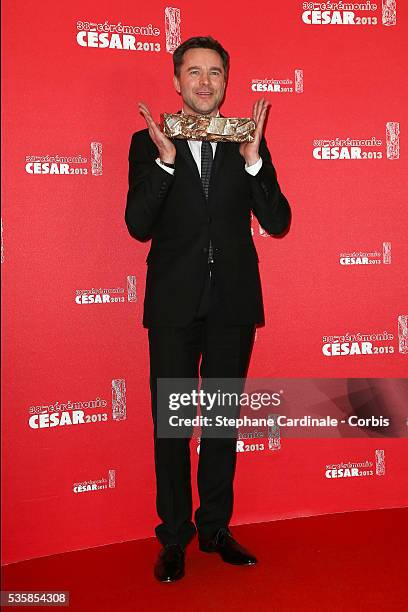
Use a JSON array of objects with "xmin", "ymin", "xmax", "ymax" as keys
[{"xmin": 148, "ymin": 267, "xmax": 256, "ymax": 548}]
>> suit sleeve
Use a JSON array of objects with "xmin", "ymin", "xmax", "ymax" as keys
[
  {"xmin": 247, "ymin": 136, "xmax": 291, "ymax": 235},
  {"xmin": 125, "ymin": 131, "xmax": 175, "ymax": 241}
]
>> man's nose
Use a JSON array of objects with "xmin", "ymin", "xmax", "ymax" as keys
[{"xmin": 199, "ymin": 72, "xmax": 210, "ymax": 86}]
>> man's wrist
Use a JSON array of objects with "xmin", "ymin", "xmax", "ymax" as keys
[
  {"xmin": 159, "ymin": 154, "xmax": 176, "ymax": 165},
  {"xmin": 245, "ymin": 155, "xmax": 261, "ymax": 167},
  {"xmin": 155, "ymin": 158, "xmax": 175, "ymax": 175},
  {"xmin": 245, "ymin": 156, "xmax": 263, "ymax": 176}
]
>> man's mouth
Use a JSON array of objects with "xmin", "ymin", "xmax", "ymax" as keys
[{"xmin": 195, "ymin": 91, "xmax": 213, "ymax": 97}]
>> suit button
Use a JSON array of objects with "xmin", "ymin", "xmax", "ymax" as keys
[{"xmin": 202, "ymin": 247, "xmax": 208, "ymax": 253}]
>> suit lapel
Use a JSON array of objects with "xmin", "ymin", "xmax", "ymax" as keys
[
  {"xmin": 172, "ymin": 138, "xmax": 201, "ymax": 183},
  {"xmin": 172, "ymin": 110, "xmax": 201, "ymax": 185},
  {"xmin": 209, "ymin": 140, "xmax": 227, "ymax": 190}
]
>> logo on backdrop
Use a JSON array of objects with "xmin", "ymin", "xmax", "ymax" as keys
[
  {"xmin": 73, "ymin": 469, "xmax": 116, "ymax": 493},
  {"xmin": 112, "ymin": 379, "xmax": 127, "ymax": 421},
  {"xmin": 301, "ymin": 1, "xmax": 397, "ymax": 26},
  {"xmin": 339, "ymin": 242, "xmax": 391, "ymax": 265},
  {"xmin": 165, "ymin": 7, "xmax": 181, "ymax": 52},
  {"xmin": 25, "ymin": 142, "xmax": 103, "ymax": 175},
  {"xmin": 27, "ymin": 379, "xmax": 127, "ymax": 430},
  {"xmin": 251, "ymin": 69, "xmax": 304, "ymax": 94},
  {"xmin": 75, "ymin": 7, "xmax": 181, "ymax": 54},
  {"xmin": 75, "ymin": 276, "xmax": 137, "ymax": 304},
  {"xmin": 325, "ymin": 449, "xmax": 385, "ymax": 479},
  {"xmin": 312, "ymin": 122, "xmax": 399, "ymax": 160},
  {"xmin": 196, "ymin": 411, "xmax": 282, "ymax": 456},
  {"xmin": 398, "ymin": 315, "xmax": 408, "ymax": 354},
  {"xmin": 322, "ymin": 316, "xmax": 408, "ymax": 357}
]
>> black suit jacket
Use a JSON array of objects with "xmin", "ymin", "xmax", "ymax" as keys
[{"xmin": 125, "ymin": 126, "xmax": 291, "ymax": 328}]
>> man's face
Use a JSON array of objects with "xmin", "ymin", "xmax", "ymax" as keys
[{"xmin": 173, "ymin": 48, "xmax": 227, "ymax": 116}]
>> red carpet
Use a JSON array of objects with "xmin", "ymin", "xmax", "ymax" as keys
[{"xmin": 2, "ymin": 508, "xmax": 407, "ymax": 611}]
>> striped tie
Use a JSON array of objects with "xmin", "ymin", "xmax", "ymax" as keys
[
  {"xmin": 200, "ymin": 140, "xmax": 213, "ymax": 199},
  {"xmin": 201, "ymin": 141, "xmax": 214, "ymax": 264}
]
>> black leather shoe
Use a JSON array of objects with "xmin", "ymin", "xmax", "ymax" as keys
[
  {"xmin": 154, "ymin": 544, "xmax": 185, "ymax": 582},
  {"xmin": 198, "ymin": 528, "xmax": 257, "ymax": 565}
]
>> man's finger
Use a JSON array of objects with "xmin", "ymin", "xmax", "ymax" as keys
[
  {"xmin": 141, "ymin": 109, "xmax": 153, "ymax": 123},
  {"xmin": 256, "ymin": 99, "xmax": 267, "ymax": 125},
  {"xmin": 138, "ymin": 103, "xmax": 150, "ymax": 118},
  {"xmin": 256, "ymin": 107, "xmax": 268, "ymax": 133},
  {"xmin": 254, "ymin": 102, "xmax": 269, "ymax": 141},
  {"xmin": 252, "ymin": 99, "xmax": 259, "ymax": 121},
  {"xmin": 253, "ymin": 99, "xmax": 262, "ymax": 122},
  {"xmin": 259, "ymin": 99, "xmax": 268, "ymax": 115},
  {"xmin": 138, "ymin": 101, "xmax": 151, "ymax": 113},
  {"xmin": 257, "ymin": 101, "xmax": 269, "ymax": 127},
  {"xmin": 139, "ymin": 106, "xmax": 157, "ymax": 129},
  {"xmin": 138, "ymin": 102, "xmax": 155, "ymax": 124}
]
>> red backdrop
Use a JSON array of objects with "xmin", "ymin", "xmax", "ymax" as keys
[{"xmin": 2, "ymin": 0, "xmax": 407, "ymax": 565}]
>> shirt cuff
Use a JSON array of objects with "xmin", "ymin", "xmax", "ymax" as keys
[
  {"xmin": 155, "ymin": 157, "xmax": 175, "ymax": 175},
  {"xmin": 245, "ymin": 157, "xmax": 263, "ymax": 176}
]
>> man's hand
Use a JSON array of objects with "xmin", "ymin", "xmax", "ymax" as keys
[
  {"xmin": 239, "ymin": 98, "xmax": 270, "ymax": 166},
  {"xmin": 138, "ymin": 102, "xmax": 176, "ymax": 164}
]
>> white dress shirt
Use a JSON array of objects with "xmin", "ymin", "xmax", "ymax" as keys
[{"xmin": 155, "ymin": 109, "xmax": 263, "ymax": 177}]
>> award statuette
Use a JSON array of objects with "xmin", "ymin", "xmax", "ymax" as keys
[{"xmin": 161, "ymin": 113, "xmax": 256, "ymax": 143}]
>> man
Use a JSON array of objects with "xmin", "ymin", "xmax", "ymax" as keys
[{"xmin": 125, "ymin": 36, "xmax": 290, "ymax": 582}]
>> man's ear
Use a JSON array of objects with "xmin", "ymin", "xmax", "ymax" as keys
[{"xmin": 173, "ymin": 74, "xmax": 180, "ymax": 94}]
